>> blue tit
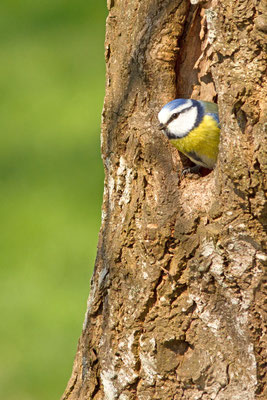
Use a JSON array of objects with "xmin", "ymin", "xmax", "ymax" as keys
[{"xmin": 158, "ymin": 99, "xmax": 220, "ymax": 170}]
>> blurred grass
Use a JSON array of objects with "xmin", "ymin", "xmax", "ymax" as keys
[{"xmin": 0, "ymin": 1, "xmax": 106, "ymax": 399}]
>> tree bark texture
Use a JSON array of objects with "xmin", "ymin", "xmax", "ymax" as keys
[{"xmin": 63, "ymin": 0, "xmax": 266, "ymax": 399}]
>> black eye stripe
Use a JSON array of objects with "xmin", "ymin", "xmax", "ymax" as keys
[{"xmin": 166, "ymin": 105, "xmax": 193, "ymax": 126}]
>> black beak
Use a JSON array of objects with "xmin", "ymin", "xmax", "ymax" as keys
[{"xmin": 159, "ymin": 123, "xmax": 165, "ymax": 130}]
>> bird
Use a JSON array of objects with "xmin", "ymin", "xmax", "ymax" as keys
[{"xmin": 158, "ymin": 99, "xmax": 220, "ymax": 170}]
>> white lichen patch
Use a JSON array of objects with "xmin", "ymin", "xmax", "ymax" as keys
[
  {"xmin": 116, "ymin": 156, "xmax": 134, "ymax": 207},
  {"xmin": 142, "ymin": 271, "xmax": 148, "ymax": 280},
  {"xmin": 117, "ymin": 156, "xmax": 127, "ymax": 180},
  {"xmin": 235, "ymin": 311, "xmax": 248, "ymax": 335},
  {"xmin": 83, "ymin": 282, "xmax": 97, "ymax": 329},
  {"xmin": 118, "ymin": 395, "xmax": 130, "ymax": 400},
  {"xmin": 101, "ymin": 185, "xmax": 108, "ymax": 222},
  {"xmin": 189, "ymin": 292, "xmax": 221, "ymax": 334},
  {"xmin": 119, "ymin": 167, "xmax": 134, "ymax": 206},
  {"xmin": 205, "ymin": 8, "xmax": 218, "ymax": 44},
  {"xmin": 230, "ymin": 296, "xmax": 240, "ymax": 305},
  {"xmin": 227, "ymin": 241, "xmax": 256, "ymax": 278},
  {"xmin": 256, "ymin": 252, "xmax": 267, "ymax": 262},
  {"xmin": 201, "ymin": 240, "xmax": 214, "ymax": 258},
  {"xmin": 108, "ymin": 174, "xmax": 115, "ymax": 210},
  {"xmin": 201, "ymin": 239, "xmax": 224, "ymax": 283},
  {"xmin": 199, "ymin": 309, "xmax": 221, "ymax": 333},
  {"xmin": 120, "ymin": 332, "xmax": 136, "ymax": 367},
  {"xmin": 117, "ymin": 367, "xmax": 138, "ymax": 389},
  {"xmin": 210, "ymin": 253, "xmax": 224, "ymax": 281},
  {"xmin": 139, "ymin": 335, "xmax": 158, "ymax": 385},
  {"xmin": 116, "ymin": 333, "xmax": 139, "ymax": 390},
  {"xmin": 101, "ymin": 208, "xmax": 107, "ymax": 223},
  {"xmin": 247, "ymin": 343, "xmax": 257, "ymax": 386},
  {"xmin": 98, "ymin": 265, "xmax": 109, "ymax": 288},
  {"xmin": 240, "ymin": 290, "xmax": 253, "ymax": 311},
  {"xmin": 140, "ymin": 261, "xmax": 149, "ymax": 280},
  {"xmin": 100, "ymin": 366, "xmax": 118, "ymax": 400}
]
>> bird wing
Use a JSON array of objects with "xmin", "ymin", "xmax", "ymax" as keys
[
  {"xmin": 199, "ymin": 101, "xmax": 218, "ymax": 114},
  {"xmin": 199, "ymin": 101, "xmax": 220, "ymax": 127}
]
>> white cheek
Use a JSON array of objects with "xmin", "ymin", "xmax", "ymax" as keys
[
  {"xmin": 168, "ymin": 107, "xmax": 197, "ymax": 137},
  {"xmin": 158, "ymin": 108, "xmax": 170, "ymax": 125}
]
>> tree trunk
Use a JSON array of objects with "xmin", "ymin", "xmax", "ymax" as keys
[{"xmin": 62, "ymin": 0, "xmax": 266, "ymax": 399}]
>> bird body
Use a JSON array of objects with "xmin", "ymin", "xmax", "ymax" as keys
[{"xmin": 158, "ymin": 99, "xmax": 220, "ymax": 169}]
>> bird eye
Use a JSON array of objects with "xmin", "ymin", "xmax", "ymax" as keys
[{"xmin": 172, "ymin": 113, "xmax": 178, "ymax": 119}]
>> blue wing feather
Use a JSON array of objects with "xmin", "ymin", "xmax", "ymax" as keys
[{"xmin": 207, "ymin": 112, "xmax": 220, "ymax": 128}]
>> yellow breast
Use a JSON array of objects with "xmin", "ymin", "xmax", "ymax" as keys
[{"xmin": 170, "ymin": 115, "xmax": 220, "ymax": 169}]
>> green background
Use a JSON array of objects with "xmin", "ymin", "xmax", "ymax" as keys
[{"xmin": 0, "ymin": 1, "xmax": 106, "ymax": 399}]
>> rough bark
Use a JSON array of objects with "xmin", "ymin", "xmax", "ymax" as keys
[{"xmin": 62, "ymin": 0, "xmax": 266, "ymax": 399}]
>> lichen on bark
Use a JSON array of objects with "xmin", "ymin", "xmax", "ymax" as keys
[{"xmin": 62, "ymin": 1, "xmax": 267, "ymax": 399}]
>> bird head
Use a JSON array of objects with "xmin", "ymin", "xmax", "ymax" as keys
[{"xmin": 158, "ymin": 99, "xmax": 204, "ymax": 139}]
